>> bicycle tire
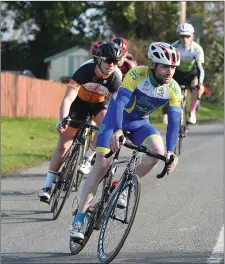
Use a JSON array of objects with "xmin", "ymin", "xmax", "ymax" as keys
[
  {"xmin": 70, "ymin": 173, "xmax": 116, "ymax": 255},
  {"xmin": 98, "ymin": 174, "xmax": 141, "ymax": 264},
  {"xmin": 52, "ymin": 144, "xmax": 83, "ymax": 220},
  {"xmin": 72, "ymin": 128, "xmax": 93, "ymax": 192},
  {"xmin": 74, "ymin": 171, "xmax": 83, "ymax": 192},
  {"xmin": 178, "ymin": 136, "xmax": 182, "ymax": 155},
  {"xmin": 67, "ymin": 145, "xmax": 83, "ymax": 196},
  {"xmin": 49, "ymin": 178, "xmax": 60, "ymax": 213}
]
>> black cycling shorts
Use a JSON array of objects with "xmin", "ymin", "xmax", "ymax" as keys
[
  {"xmin": 68, "ymin": 96, "xmax": 109, "ymax": 128},
  {"xmin": 173, "ymin": 68, "xmax": 198, "ymax": 87}
]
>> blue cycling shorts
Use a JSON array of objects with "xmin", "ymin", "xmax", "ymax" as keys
[{"xmin": 96, "ymin": 102, "xmax": 160, "ymax": 154}]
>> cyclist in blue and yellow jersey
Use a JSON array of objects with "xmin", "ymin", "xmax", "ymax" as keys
[
  {"xmin": 162, "ymin": 23, "xmax": 205, "ymax": 124},
  {"xmin": 69, "ymin": 42, "xmax": 181, "ymax": 242}
]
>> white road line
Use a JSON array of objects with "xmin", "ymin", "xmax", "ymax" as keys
[{"xmin": 206, "ymin": 225, "xmax": 224, "ymax": 264}]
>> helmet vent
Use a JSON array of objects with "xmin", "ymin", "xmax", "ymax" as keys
[
  {"xmin": 172, "ymin": 53, "xmax": 176, "ymax": 63},
  {"xmin": 153, "ymin": 52, "xmax": 160, "ymax": 59},
  {"xmin": 164, "ymin": 52, "xmax": 170, "ymax": 61}
]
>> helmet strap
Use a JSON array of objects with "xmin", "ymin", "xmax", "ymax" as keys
[
  {"xmin": 149, "ymin": 61, "xmax": 156, "ymax": 70},
  {"xmin": 96, "ymin": 58, "xmax": 109, "ymax": 76}
]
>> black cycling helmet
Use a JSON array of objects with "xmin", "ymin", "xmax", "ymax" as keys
[{"xmin": 96, "ymin": 41, "xmax": 123, "ymax": 61}]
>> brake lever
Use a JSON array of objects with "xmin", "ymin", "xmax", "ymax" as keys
[{"xmin": 156, "ymin": 154, "xmax": 175, "ymax": 179}]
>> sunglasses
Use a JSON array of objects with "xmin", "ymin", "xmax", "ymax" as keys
[
  {"xmin": 179, "ymin": 35, "xmax": 191, "ymax": 39},
  {"xmin": 101, "ymin": 57, "xmax": 119, "ymax": 65}
]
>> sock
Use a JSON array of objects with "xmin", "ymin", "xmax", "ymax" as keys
[
  {"xmin": 190, "ymin": 100, "xmax": 199, "ymax": 113},
  {"xmin": 43, "ymin": 170, "xmax": 58, "ymax": 188},
  {"xmin": 72, "ymin": 211, "xmax": 85, "ymax": 224},
  {"xmin": 85, "ymin": 146, "xmax": 96, "ymax": 161}
]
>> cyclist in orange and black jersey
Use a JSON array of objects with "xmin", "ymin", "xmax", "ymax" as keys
[{"xmin": 38, "ymin": 42, "xmax": 123, "ymax": 203}]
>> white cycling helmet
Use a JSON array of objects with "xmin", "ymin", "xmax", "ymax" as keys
[
  {"xmin": 148, "ymin": 42, "xmax": 180, "ymax": 66},
  {"xmin": 176, "ymin": 23, "xmax": 195, "ymax": 35}
]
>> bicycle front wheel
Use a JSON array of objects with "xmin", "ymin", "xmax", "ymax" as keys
[{"xmin": 98, "ymin": 174, "xmax": 141, "ymax": 264}]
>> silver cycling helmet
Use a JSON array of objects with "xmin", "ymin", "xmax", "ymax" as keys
[
  {"xmin": 148, "ymin": 42, "xmax": 180, "ymax": 66},
  {"xmin": 176, "ymin": 23, "xmax": 195, "ymax": 35}
]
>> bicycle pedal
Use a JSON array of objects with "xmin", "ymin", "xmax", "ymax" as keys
[
  {"xmin": 94, "ymin": 221, "xmax": 102, "ymax": 230},
  {"xmin": 70, "ymin": 236, "xmax": 84, "ymax": 245},
  {"xmin": 40, "ymin": 197, "xmax": 50, "ymax": 204}
]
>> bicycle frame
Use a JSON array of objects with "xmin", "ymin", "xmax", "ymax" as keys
[
  {"xmin": 180, "ymin": 85, "xmax": 188, "ymax": 127},
  {"xmin": 50, "ymin": 115, "xmax": 99, "ymax": 217},
  {"xmin": 89, "ymin": 137, "xmax": 170, "ymax": 229}
]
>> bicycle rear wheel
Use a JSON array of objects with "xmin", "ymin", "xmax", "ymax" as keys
[
  {"xmin": 51, "ymin": 144, "xmax": 83, "ymax": 220},
  {"xmin": 98, "ymin": 174, "xmax": 140, "ymax": 264}
]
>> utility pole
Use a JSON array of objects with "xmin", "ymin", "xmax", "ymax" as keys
[{"xmin": 180, "ymin": 1, "xmax": 186, "ymax": 23}]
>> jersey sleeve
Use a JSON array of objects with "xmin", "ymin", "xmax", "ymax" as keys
[
  {"xmin": 71, "ymin": 64, "xmax": 91, "ymax": 85},
  {"xmin": 198, "ymin": 46, "xmax": 204, "ymax": 64},
  {"xmin": 166, "ymin": 81, "xmax": 182, "ymax": 151},
  {"xmin": 121, "ymin": 67, "xmax": 143, "ymax": 92},
  {"xmin": 171, "ymin": 40, "xmax": 180, "ymax": 48},
  {"xmin": 107, "ymin": 71, "xmax": 122, "ymax": 94},
  {"xmin": 194, "ymin": 43, "xmax": 205, "ymax": 64}
]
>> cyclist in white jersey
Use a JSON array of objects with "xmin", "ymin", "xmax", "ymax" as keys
[{"xmin": 162, "ymin": 23, "xmax": 205, "ymax": 124}]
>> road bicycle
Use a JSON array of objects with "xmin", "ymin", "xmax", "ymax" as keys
[
  {"xmin": 69, "ymin": 134, "xmax": 174, "ymax": 263},
  {"xmin": 49, "ymin": 114, "xmax": 98, "ymax": 220},
  {"xmin": 174, "ymin": 84, "xmax": 189, "ymax": 155}
]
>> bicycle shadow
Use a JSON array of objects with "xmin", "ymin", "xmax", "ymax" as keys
[
  {"xmin": 1, "ymin": 250, "xmax": 218, "ymax": 264},
  {"xmin": 1, "ymin": 209, "xmax": 53, "ymax": 224}
]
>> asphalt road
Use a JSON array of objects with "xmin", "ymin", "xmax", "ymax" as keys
[{"xmin": 1, "ymin": 121, "xmax": 224, "ymax": 264}]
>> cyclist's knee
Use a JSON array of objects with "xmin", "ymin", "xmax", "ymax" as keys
[
  {"xmin": 57, "ymin": 137, "xmax": 72, "ymax": 153},
  {"xmin": 57, "ymin": 127, "xmax": 76, "ymax": 153},
  {"xmin": 145, "ymin": 135, "xmax": 165, "ymax": 154},
  {"xmin": 95, "ymin": 152, "xmax": 109, "ymax": 170},
  {"xmin": 144, "ymin": 136, "xmax": 165, "ymax": 166},
  {"xmin": 92, "ymin": 153, "xmax": 110, "ymax": 180},
  {"xmin": 95, "ymin": 109, "xmax": 107, "ymax": 126}
]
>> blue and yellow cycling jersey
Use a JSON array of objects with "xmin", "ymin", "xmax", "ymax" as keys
[{"xmin": 111, "ymin": 66, "xmax": 181, "ymax": 151}]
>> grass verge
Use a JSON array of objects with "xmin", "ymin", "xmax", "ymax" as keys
[
  {"xmin": 1, "ymin": 102, "xmax": 223, "ymax": 176},
  {"xmin": 1, "ymin": 117, "xmax": 58, "ymax": 176}
]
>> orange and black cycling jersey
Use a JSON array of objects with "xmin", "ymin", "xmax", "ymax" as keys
[{"xmin": 68, "ymin": 61, "xmax": 122, "ymax": 103}]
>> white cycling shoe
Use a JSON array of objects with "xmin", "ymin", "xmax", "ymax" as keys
[
  {"xmin": 188, "ymin": 112, "xmax": 197, "ymax": 124},
  {"xmin": 79, "ymin": 157, "xmax": 93, "ymax": 175}
]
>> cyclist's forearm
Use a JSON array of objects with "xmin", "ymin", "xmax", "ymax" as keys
[
  {"xmin": 59, "ymin": 96, "xmax": 76, "ymax": 121},
  {"xmin": 166, "ymin": 106, "xmax": 181, "ymax": 152},
  {"xmin": 112, "ymin": 88, "xmax": 132, "ymax": 132},
  {"xmin": 196, "ymin": 61, "xmax": 205, "ymax": 84}
]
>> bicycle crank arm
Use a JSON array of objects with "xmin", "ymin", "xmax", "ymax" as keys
[{"xmin": 111, "ymin": 215, "xmax": 129, "ymax": 224}]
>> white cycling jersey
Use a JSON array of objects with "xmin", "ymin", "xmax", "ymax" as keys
[{"xmin": 172, "ymin": 40, "xmax": 204, "ymax": 73}]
